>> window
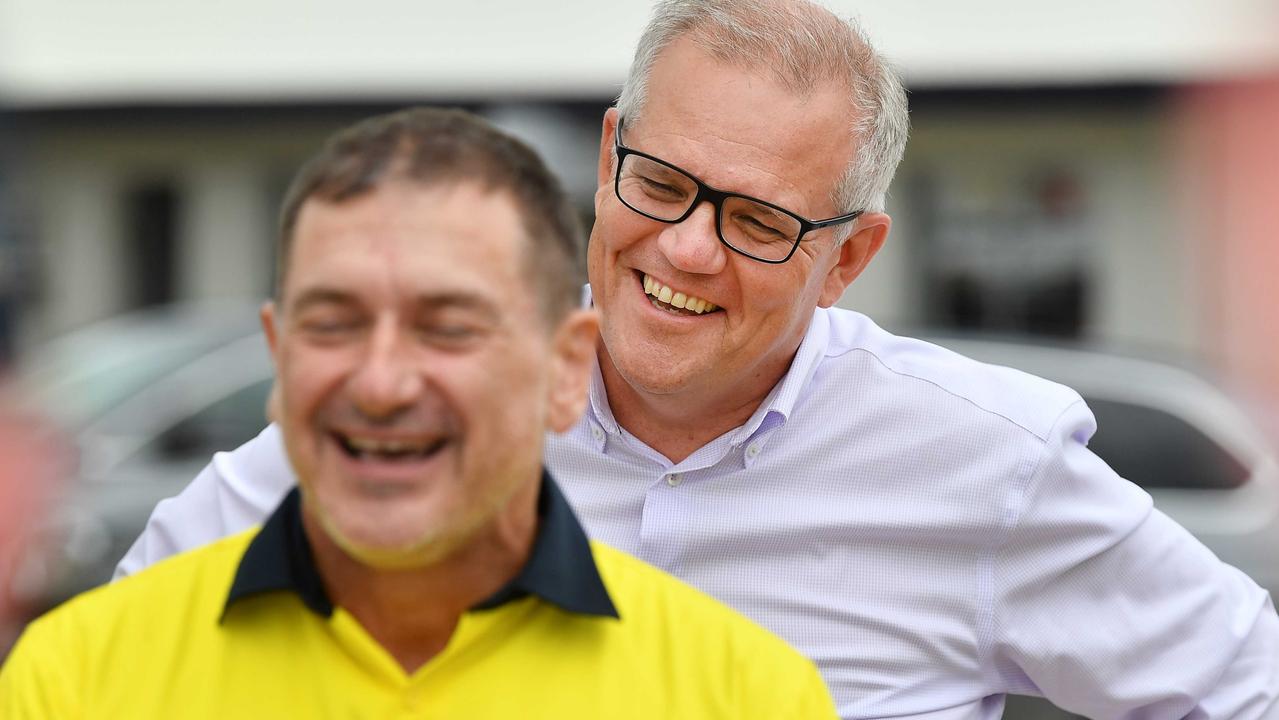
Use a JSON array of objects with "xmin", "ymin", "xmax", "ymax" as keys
[{"xmin": 123, "ymin": 181, "xmax": 179, "ymax": 309}]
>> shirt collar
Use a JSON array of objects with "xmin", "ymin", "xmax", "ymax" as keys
[
  {"xmin": 728, "ymin": 306, "xmax": 831, "ymax": 445},
  {"xmin": 222, "ymin": 470, "xmax": 618, "ymax": 621},
  {"xmin": 586, "ymin": 352, "xmax": 621, "ymax": 439},
  {"xmin": 581, "ymin": 284, "xmax": 618, "ymax": 439}
]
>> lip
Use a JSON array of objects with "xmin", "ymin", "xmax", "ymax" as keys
[{"xmin": 632, "ymin": 270, "xmax": 721, "ymax": 321}]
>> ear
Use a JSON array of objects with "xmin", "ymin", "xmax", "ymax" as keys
[
  {"xmin": 818, "ymin": 212, "xmax": 890, "ymax": 308},
  {"xmin": 546, "ymin": 309, "xmax": 601, "ymax": 434},
  {"xmin": 595, "ymin": 108, "xmax": 621, "ymax": 196},
  {"xmin": 260, "ymin": 300, "xmax": 282, "ymax": 368},
  {"xmin": 260, "ymin": 301, "xmax": 285, "ymax": 422}
]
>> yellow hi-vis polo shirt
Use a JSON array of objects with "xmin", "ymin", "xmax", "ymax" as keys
[{"xmin": 1, "ymin": 471, "xmax": 836, "ymax": 719}]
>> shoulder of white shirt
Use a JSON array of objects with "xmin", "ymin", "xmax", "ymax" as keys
[{"xmin": 818, "ymin": 305, "xmax": 1084, "ymax": 443}]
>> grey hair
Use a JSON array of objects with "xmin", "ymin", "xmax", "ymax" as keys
[{"xmin": 616, "ymin": 0, "xmax": 909, "ymax": 240}]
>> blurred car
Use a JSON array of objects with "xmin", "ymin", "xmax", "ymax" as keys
[{"xmin": 10, "ymin": 302, "xmax": 273, "ymax": 611}]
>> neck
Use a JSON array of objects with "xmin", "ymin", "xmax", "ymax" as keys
[
  {"xmin": 304, "ymin": 480, "xmax": 539, "ymax": 674},
  {"xmin": 597, "ymin": 347, "xmax": 789, "ymax": 464}
]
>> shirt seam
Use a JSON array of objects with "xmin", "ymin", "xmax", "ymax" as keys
[
  {"xmin": 976, "ymin": 398, "xmax": 1085, "ymax": 693},
  {"xmin": 839, "ymin": 345, "xmax": 1064, "ymax": 442}
]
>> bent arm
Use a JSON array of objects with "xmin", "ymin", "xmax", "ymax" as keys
[
  {"xmin": 114, "ymin": 423, "xmax": 296, "ymax": 578},
  {"xmin": 991, "ymin": 401, "xmax": 1279, "ymax": 718}
]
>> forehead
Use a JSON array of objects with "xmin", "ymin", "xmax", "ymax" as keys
[
  {"xmin": 285, "ymin": 182, "xmax": 530, "ymax": 305},
  {"xmin": 631, "ymin": 37, "xmax": 854, "ymax": 215}
]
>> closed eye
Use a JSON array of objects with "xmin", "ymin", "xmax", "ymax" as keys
[
  {"xmin": 732, "ymin": 212, "xmax": 791, "ymax": 241},
  {"xmin": 638, "ymin": 176, "xmax": 687, "ymax": 200}
]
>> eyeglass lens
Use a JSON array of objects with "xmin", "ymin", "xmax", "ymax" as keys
[{"xmin": 617, "ymin": 153, "xmax": 802, "ymax": 262}]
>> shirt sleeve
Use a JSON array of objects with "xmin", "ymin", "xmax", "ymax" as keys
[
  {"xmin": 990, "ymin": 399, "xmax": 1279, "ymax": 718},
  {"xmin": 113, "ymin": 423, "xmax": 296, "ymax": 578}
]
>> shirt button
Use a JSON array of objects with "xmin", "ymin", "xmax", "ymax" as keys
[
  {"xmin": 591, "ymin": 425, "xmax": 605, "ymax": 441},
  {"xmin": 666, "ymin": 474, "xmax": 682, "ymax": 487},
  {"xmin": 746, "ymin": 444, "xmax": 761, "ymax": 459}
]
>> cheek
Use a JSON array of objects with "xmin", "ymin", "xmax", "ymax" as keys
[
  {"xmin": 592, "ymin": 182, "xmax": 612, "ymax": 215},
  {"xmin": 737, "ymin": 265, "xmax": 797, "ymax": 310},
  {"xmin": 277, "ymin": 343, "xmax": 353, "ymax": 413},
  {"xmin": 732, "ymin": 264, "xmax": 822, "ymax": 333},
  {"xmin": 465, "ymin": 352, "xmax": 551, "ymax": 442},
  {"xmin": 594, "ymin": 202, "xmax": 653, "ymax": 256}
]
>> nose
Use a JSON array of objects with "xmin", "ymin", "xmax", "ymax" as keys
[
  {"xmin": 657, "ymin": 200, "xmax": 728, "ymax": 275},
  {"xmin": 348, "ymin": 318, "xmax": 424, "ymax": 420}
]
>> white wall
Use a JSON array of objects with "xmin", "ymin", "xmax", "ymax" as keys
[{"xmin": 2, "ymin": 0, "xmax": 1278, "ymax": 106}]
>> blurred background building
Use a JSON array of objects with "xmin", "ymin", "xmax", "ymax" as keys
[
  {"xmin": 2, "ymin": 0, "xmax": 1278, "ymax": 413},
  {"xmin": 2, "ymin": 3, "xmax": 1278, "ymax": 709}
]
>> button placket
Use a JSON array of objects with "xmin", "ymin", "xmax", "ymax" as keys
[{"xmin": 639, "ymin": 472, "xmax": 691, "ymax": 571}]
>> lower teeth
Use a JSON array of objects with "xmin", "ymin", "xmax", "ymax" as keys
[{"xmin": 649, "ymin": 296, "xmax": 698, "ymax": 315}]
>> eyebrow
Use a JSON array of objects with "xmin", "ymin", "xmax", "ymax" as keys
[
  {"xmin": 288, "ymin": 286, "xmax": 501, "ymax": 322},
  {"xmin": 288, "ymin": 288, "xmax": 358, "ymax": 316}
]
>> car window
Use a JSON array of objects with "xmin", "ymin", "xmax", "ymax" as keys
[
  {"xmin": 147, "ymin": 380, "xmax": 273, "ymax": 461},
  {"xmin": 1085, "ymin": 397, "xmax": 1249, "ymax": 490},
  {"xmin": 29, "ymin": 338, "xmax": 233, "ymax": 428}
]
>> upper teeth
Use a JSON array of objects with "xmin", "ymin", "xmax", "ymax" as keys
[
  {"xmin": 346, "ymin": 437, "xmax": 431, "ymax": 454},
  {"xmin": 643, "ymin": 274, "xmax": 718, "ymax": 314}
]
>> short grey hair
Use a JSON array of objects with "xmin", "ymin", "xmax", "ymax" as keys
[{"xmin": 616, "ymin": 0, "xmax": 909, "ymax": 240}]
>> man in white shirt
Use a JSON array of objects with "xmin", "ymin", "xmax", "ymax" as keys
[{"xmin": 118, "ymin": 0, "xmax": 1279, "ymax": 717}]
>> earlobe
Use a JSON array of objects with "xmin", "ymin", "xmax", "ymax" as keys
[
  {"xmin": 546, "ymin": 310, "xmax": 601, "ymax": 434},
  {"xmin": 818, "ymin": 213, "xmax": 890, "ymax": 307}
]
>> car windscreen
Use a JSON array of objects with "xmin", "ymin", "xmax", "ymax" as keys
[{"xmin": 1086, "ymin": 397, "xmax": 1250, "ymax": 490}]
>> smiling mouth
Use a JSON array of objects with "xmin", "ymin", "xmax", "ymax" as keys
[
  {"xmin": 641, "ymin": 273, "xmax": 720, "ymax": 316},
  {"xmin": 334, "ymin": 432, "xmax": 449, "ymax": 462}
]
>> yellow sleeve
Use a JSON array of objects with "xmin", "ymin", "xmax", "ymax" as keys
[{"xmin": 0, "ymin": 616, "xmax": 82, "ymax": 719}]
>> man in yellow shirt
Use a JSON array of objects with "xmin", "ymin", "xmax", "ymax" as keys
[{"xmin": 0, "ymin": 107, "xmax": 835, "ymax": 719}]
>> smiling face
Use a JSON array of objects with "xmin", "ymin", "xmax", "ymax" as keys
[
  {"xmin": 588, "ymin": 37, "xmax": 887, "ymax": 419},
  {"xmin": 263, "ymin": 181, "xmax": 595, "ymax": 569}
]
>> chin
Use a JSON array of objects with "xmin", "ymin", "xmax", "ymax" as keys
[
  {"xmin": 318, "ymin": 503, "xmax": 457, "ymax": 568},
  {"xmin": 613, "ymin": 350, "xmax": 706, "ymax": 397},
  {"xmin": 331, "ymin": 523, "xmax": 458, "ymax": 570}
]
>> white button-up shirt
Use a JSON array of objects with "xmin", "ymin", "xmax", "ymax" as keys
[{"xmin": 118, "ymin": 306, "xmax": 1279, "ymax": 719}]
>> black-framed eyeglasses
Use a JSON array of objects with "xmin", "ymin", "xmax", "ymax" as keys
[{"xmin": 613, "ymin": 117, "xmax": 862, "ymax": 264}]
